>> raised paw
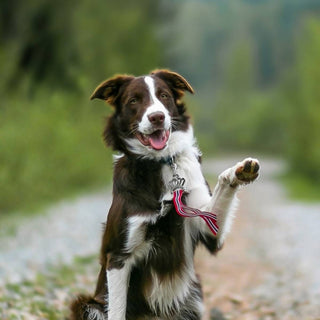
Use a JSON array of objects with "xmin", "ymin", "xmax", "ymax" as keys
[{"xmin": 233, "ymin": 158, "xmax": 260, "ymax": 186}]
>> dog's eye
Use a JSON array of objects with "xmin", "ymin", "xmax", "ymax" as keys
[
  {"xmin": 129, "ymin": 98, "xmax": 137, "ymax": 105},
  {"xmin": 160, "ymin": 93, "xmax": 169, "ymax": 99}
]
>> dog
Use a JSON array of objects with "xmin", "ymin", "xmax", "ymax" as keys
[{"xmin": 70, "ymin": 69, "xmax": 260, "ymax": 320}]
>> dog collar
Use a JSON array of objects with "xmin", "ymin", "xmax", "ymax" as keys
[{"xmin": 158, "ymin": 155, "xmax": 176, "ymax": 167}]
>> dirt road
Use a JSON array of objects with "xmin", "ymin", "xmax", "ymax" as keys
[{"xmin": 1, "ymin": 157, "xmax": 319, "ymax": 319}]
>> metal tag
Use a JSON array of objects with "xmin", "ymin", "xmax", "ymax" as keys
[{"xmin": 169, "ymin": 173, "xmax": 185, "ymax": 192}]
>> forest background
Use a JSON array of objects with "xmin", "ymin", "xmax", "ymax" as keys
[{"xmin": 1, "ymin": 0, "xmax": 320, "ymax": 216}]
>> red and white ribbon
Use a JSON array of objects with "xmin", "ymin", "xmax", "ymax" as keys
[{"xmin": 172, "ymin": 188, "xmax": 219, "ymax": 236}]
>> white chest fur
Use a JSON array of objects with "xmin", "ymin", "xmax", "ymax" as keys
[
  {"xmin": 123, "ymin": 126, "xmax": 210, "ymax": 316},
  {"xmin": 161, "ymin": 147, "xmax": 211, "ymax": 210}
]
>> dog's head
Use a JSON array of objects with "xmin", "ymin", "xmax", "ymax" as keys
[{"xmin": 91, "ymin": 69, "xmax": 194, "ymax": 158}]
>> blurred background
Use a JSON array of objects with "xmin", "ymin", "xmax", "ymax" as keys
[
  {"xmin": 1, "ymin": 0, "xmax": 320, "ymax": 319},
  {"xmin": 1, "ymin": 0, "xmax": 320, "ymax": 215}
]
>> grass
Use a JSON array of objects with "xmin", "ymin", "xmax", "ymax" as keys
[
  {"xmin": 0, "ymin": 88, "xmax": 113, "ymax": 216},
  {"xmin": 0, "ymin": 255, "xmax": 99, "ymax": 320},
  {"xmin": 281, "ymin": 172, "xmax": 320, "ymax": 202}
]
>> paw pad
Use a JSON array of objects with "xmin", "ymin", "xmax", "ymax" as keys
[{"xmin": 235, "ymin": 158, "xmax": 260, "ymax": 183}]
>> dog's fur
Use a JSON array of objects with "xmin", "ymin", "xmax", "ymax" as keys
[{"xmin": 70, "ymin": 70, "xmax": 259, "ymax": 320}]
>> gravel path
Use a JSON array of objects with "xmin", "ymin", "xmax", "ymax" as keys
[
  {"xmin": 1, "ymin": 157, "xmax": 320, "ymax": 319},
  {"xmin": 199, "ymin": 157, "xmax": 320, "ymax": 320},
  {"xmin": 0, "ymin": 191, "xmax": 112, "ymax": 285}
]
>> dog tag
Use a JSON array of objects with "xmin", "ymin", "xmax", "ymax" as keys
[{"xmin": 169, "ymin": 173, "xmax": 185, "ymax": 193}]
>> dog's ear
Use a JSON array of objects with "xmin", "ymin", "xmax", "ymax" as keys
[
  {"xmin": 90, "ymin": 75, "xmax": 134, "ymax": 106},
  {"xmin": 151, "ymin": 69, "xmax": 194, "ymax": 97}
]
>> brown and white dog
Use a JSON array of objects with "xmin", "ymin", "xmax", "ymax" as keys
[{"xmin": 70, "ymin": 70, "xmax": 260, "ymax": 320}]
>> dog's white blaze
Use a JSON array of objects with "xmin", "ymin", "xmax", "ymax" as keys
[
  {"xmin": 107, "ymin": 267, "xmax": 130, "ymax": 320},
  {"xmin": 137, "ymin": 76, "xmax": 171, "ymax": 134}
]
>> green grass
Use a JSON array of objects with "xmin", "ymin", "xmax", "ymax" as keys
[
  {"xmin": 281, "ymin": 172, "xmax": 320, "ymax": 202},
  {"xmin": 0, "ymin": 255, "xmax": 99, "ymax": 320},
  {"xmin": 0, "ymin": 88, "xmax": 113, "ymax": 216}
]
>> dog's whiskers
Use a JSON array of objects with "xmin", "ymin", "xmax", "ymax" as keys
[
  {"xmin": 171, "ymin": 119, "xmax": 180, "ymax": 130},
  {"xmin": 127, "ymin": 123, "xmax": 139, "ymax": 136}
]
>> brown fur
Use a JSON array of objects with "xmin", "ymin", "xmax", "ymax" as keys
[{"xmin": 70, "ymin": 70, "xmax": 219, "ymax": 320}]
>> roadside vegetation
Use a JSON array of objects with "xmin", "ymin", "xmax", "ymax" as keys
[
  {"xmin": 0, "ymin": 255, "xmax": 99, "ymax": 320},
  {"xmin": 1, "ymin": 0, "xmax": 320, "ymax": 214},
  {"xmin": 0, "ymin": 90, "xmax": 113, "ymax": 214},
  {"xmin": 0, "ymin": 0, "xmax": 162, "ymax": 215}
]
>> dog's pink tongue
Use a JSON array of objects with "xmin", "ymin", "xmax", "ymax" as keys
[{"xmin": 149, "ymin": 130, "xmax": 167, "ymax": 150}]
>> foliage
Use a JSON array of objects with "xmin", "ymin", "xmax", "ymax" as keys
[
  {"xmin": 0, "ymin": 0, "xmax": 162, "ymax": 92},
  {"xmin": 0, "ymin": 89, "xmax": 113, "ymax": 213},
  {"xmin": 161, "ymin": 0, "xmax": 320, "ymax": 157},
  {"xmin": 1, "ymin": 0, "xmax": 320, "ymax": 214},
  {"xmin": 281, "ymin": 172, "xmax": 320, "ymax": 202},
  {"xmin": 161, "ymin": 0, "xmax": 319, "ymax": 90},
  {"xmin": 163, "ymin": 1, "xmax": 320, "ymax": 199},
  {"xmin": 280, "ymin": 17, "xmax": 320, "ymax": 184},
  {"xmin": 210, "ymin": 43, "xmax": 286, "ymax": 153},
  {"xmin": 0, "ymin": 0, "xmax": 162, "ymax": 214}
]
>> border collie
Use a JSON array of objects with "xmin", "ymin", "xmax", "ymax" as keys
[{"xmin": 70, "ymin": 69, "xmax": 260, "ymax": 320}]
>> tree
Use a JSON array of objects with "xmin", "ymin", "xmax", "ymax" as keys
[{"xmin": 281, "ymin": 17, "xmax": 320, "ymax": 180}]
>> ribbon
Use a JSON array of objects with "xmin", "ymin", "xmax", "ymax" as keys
[
  {"xmin": 172, "ymin": 188, "xmax": 219, "ymax": 236},
  {"xmin": 167, "ymin": 157, "xmax": 219, "ymax": 236}
]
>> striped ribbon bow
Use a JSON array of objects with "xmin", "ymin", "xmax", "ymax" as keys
[{"xmin": 169, "ymin": 173, "xmax": 219, "ymax": 236}]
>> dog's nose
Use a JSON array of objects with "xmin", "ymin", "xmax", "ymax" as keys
[{"xmin": 148, "ymin": 112, "xmax": 165, "ymax": 126}]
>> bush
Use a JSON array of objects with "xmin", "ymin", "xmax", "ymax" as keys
[
  {"xmin": 0, "ymin": 88, "xmax": 113, "ymax": 214},
  {"xmin": 281, "ymin": 17, "xmax": 320, "ymax": 182}
]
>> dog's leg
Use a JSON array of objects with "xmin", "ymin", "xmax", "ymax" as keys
[
  {"xmin": 106, "ymin": 214, "xmax": 153, "ymax": 320},
  {"xmin": 107, "ymin": 263, "xmax": 131, "ymax": 320},
  {"xmin": 207, "ymin": 158, "xmax": 259, "ymax": 247}
]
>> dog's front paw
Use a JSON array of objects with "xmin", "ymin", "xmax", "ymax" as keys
[{"xmin": 232, "ymin": 158, "xmax": 260, "ymax": 186}]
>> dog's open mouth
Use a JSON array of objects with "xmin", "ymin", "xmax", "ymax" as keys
[{"xmin": 136, "ymin": 129, "xmax": 170, "ymax": 150}]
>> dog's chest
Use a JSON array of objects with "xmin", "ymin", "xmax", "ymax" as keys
[
  {"xmin": 125, "ymin": 152, "xmax": 211, "ymax": 314},
  {"xmin": 128, "ymin": 209, "xmax": 197, "ymax": 315},
  {"xmin": 161, "ymin": 152, "xmax": 211, "ymax": 209},
  {"xmin": 125, "ymin": 151, "xmax": 211, "ymax": 258}
]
